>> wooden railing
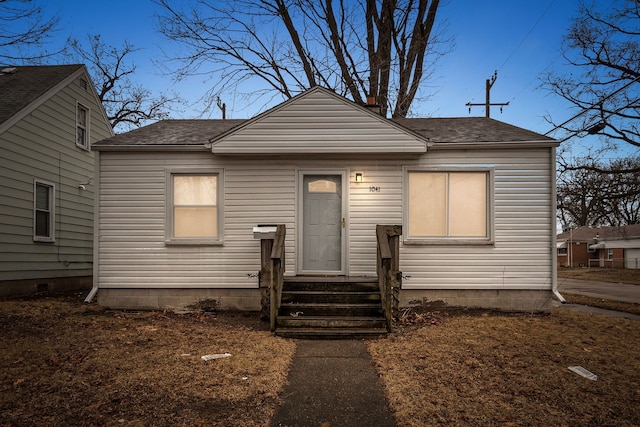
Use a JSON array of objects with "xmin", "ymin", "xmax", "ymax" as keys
[
  {"xmin": 376, "ymin": 225, "xmax": 402, "ymax": 332},
  {"xmin": 258, "ymin": 224, "xmax": 286, "ymax": 332}
]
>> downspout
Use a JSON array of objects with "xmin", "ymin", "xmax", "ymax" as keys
[
  {"xmin": 550, "ymin": 146, "xmax": 565, "ymax": 303},
  {"xmin": 84, "ymin": 151, "xmax": 100, "ymax": 303}
]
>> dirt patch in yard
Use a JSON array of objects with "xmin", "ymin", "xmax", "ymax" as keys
[
  {"xmin": 370, "ymin": 308, "xmax": 640, "ymax": 427},
  {"xmin": 0, "ymin": 292, "xmax": 295, "ymax": 427}
]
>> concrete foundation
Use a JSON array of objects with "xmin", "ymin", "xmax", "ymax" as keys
[
  {"xmin": 399, "ymin": 289, "xmax": 554, "ymax": 313},
  {"xmin": 95, "ymin": 287, "xmax": 553, "ymax": 313},
  {"xmin": 97, "ymin": 288, "xmax": 262, "ymax": 311},
  {"xmin": 0, "ymin": 276, "xmax": 92, "ymax": 298}
]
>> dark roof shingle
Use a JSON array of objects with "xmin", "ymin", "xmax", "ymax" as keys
[
  {"xmin": 0, "ymin": 64, "xmax": 84, "ymax": 126},
  {"xmin": 558, "ymin": 224, "xmax": 640, "ymax": 241},
  {"xmin": 93, "ymin": 116, "xmax": 553, "ymax": 148}
]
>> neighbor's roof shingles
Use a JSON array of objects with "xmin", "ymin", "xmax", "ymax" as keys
[
  {"xmin": 558, "ymin": 224, "xmax": 640, "ymax": 241},
  {"xmin": 0, "ymin": 64, "xmax": 84, "ymax": 126}
]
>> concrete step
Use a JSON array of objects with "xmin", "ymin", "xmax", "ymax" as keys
[
  {"xmin": 281, "ymin": 290, "xmax": 381, "ymax": 304},
  {"xmin": 275, "ymin": 327, "xmax": 388, "ymax": 340},
  {"xmin": 277, "ymin": 315, "xmax": 387, "ymax": 329},
  {"xmin": 283, "ymin": 278, "xmax": 379, "ymax": 292},
  {"xmin": 279, "ymin": 302, "xmax": 384, "ymax": 317},
  {"xmin": 275, "ymin": 277, "xmax": 387, "ymax": 339}
]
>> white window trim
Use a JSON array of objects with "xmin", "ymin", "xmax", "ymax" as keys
[
  {"xmin": 165, "ymin": 169, "xmax": 224, "ymax": 245},
  {"xmin": 76, "ymin": 102, "xmax": 90, "ymax": 150},
  {"xmin": 33, "ymin": 179, "xmax": 55, "ymax": 242},
  {"xmin": 403, "ymin": 167, "xmax": 495, "ymax": 245}
]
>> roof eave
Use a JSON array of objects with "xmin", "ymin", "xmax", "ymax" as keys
[
  {"xmin": 92, "ymin": 144, "xmax": 208, "ymax": 152},
  {"xmin": 209, "ymin": 147, "xmax": 428, "ymax": 156},
  {"xmin": 430, "ymin": 140, "xmax": 559, "ymax": 149}
]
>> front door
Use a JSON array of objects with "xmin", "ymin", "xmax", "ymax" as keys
[{"xmin": 301, "ymin": 173, "xmax": 344, "ymax": 273}]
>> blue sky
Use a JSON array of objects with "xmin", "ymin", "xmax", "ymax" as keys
[{"xmin": 29, "ymin": 1, "xmax": 619, "ymax": 154}]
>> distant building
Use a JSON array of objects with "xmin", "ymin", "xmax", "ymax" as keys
[{"xmin": 557, "ymin": 224, "xmax": 640, "ymax": 269}]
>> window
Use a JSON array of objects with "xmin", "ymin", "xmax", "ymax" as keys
[
  {"xmin": 167, "ymin": 172, "xmax": 222, "ymax": 244},
  {"xmin": 76, "ymin": 103, "xmax": 89, "ymax": 149},
  {"xmin": 406, "ymin": 169, "xmax": 492, "ymax": 244},
  {"xmin": 34, "ymin": 180, "xmax": 54, "ymax": 242},
  {"xmin": 608, "ymin": 248, "xmax": 614, "ymax": 260},
  {"xmin": 558, "ymin": 247, "xmax": 567, "ymax": 256}
]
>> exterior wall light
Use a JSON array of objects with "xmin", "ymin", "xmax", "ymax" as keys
[{"xmin": 355, "ymin": 172, "xmax": 363, "ymax": 183}]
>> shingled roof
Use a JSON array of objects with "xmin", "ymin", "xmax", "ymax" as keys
[
  {"xmin": 0, "ymin": 64, "xmax": 84, "ymax": 126},
  {"xmin": 394, "ymin": 117, "xmax": 555, "ymax": 144},
  {"xmin": 92, "ymin": 119, "xmax": 245, "ymax": 148},
  {"xmin": 93, "ymin": 116, "xmax": 554, "ymax": 149},
  {"xmin": 558, "ymin": 224, "xmax": 640, "ymax": 241}
]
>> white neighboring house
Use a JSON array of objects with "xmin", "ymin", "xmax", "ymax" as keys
[
  {"xmin": 0, "ymin": 65, "xmax": 113, "ymax": 296},
  {"xmin": 90, "ymin": 87, "xmax": 560, "ymax": 312}
]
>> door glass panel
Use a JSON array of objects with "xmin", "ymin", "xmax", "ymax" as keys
[{"xmin": 308, "ymin": 179, "xmax": 337, "ymax": 193}]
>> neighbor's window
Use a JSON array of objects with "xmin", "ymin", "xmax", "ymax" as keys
[
  {"xmin": 34, "ymin": 180, "xmax": 55, "ymax": 242},
  {"xmin": 407, "ymin": 170, "xmax": 491, "ymax": 243},
  {"xmin": 76, "ymin": 103, "xmax": 89, "ymax": 149},
  {"xmin": 169, "ymin": 173, "xmax": 221, "ymax": 242},
  {"xmin": 608, "ymin": 248, "xmax": 614, "ymax": 260}
]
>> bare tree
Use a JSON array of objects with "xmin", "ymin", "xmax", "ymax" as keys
[
  {"xmin": 557, "ymin": 156, "xmax": 640, "ymax": 228},
  {"xmin": 545, "ymin": 0, "xmax": 639, "ymax": 170},
  {"xmin": 0, "ymin": 0, "xmax": 60, "ymax": 63},
  {"xmin": 67, "ymin": 35, "xmax": 180, "ymax": 132},
  {"xmin": 154, "ymin": 0, "xmax": 448, "ymax": 118}
]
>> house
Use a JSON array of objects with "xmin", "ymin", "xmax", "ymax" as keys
[
  {"xmin": 0, "ymin": 65, "xmax": 114, "ymax": 297},
  {"xmin": 557, "ymin": 224, "xmax": 640, "ymax": 269},
  {"xmin": 89, "ymin": 86, "xmax": 560, "ymax": 315}
]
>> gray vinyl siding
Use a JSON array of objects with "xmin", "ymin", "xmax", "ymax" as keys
[
  {"xmin": 212, "ymin": 89, "xmax": 426, "ymax": 155},
  {"xmin": 96, "ymin": 146, "xmax": 554, "ymax": 291},
  {"xmin": 0, "ymin": 75, "xmax": 112, "ymax": 281},
  {"xmin": 401, "ymin": 148, "xmax": 554, "ymax": 290}
]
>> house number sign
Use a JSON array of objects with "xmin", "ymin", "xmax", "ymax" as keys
[{"xmin": 369, "ymin": 186, "xmax": 381, "ymax": 192}]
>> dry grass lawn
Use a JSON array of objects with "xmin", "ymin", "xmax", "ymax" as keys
[
  {"xmin": 0, "ymin": 293, "xmax": 295, "ymax": 427},
  {"xmin": 558, "ymin": 267, "xmax": 640, "ymax": 285},
  {"xmin": 2, "ymin": 291, "xmax": 639, "ymax": 426},
  {"xmin": 370, "ymin": 309, "xmax": 640, "ymax": 427}
]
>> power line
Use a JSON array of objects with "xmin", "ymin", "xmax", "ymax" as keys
[
  {"xmin": 498, "ymin": 0, "xmax": 557, "ymax": 72},
  {"xmin": 466, "ymin": 1, "xmax": 558, "ymax": 108},
  {"xmin": 544, "ymin": 75, "xmax": 640, "ymax": 137}
]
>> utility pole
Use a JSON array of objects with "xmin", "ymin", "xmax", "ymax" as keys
[
  {"xmin": 465, "ymin": 71, "xmax": 509, "ymax": 118},
  {"xmin": 216, "ymin": 97, "xmax": 226, "ymax": 120}
]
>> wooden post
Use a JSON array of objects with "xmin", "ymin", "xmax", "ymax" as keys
[{"xmin": 259, "ymin": 238, "xmax": 274, "ymax": 320}]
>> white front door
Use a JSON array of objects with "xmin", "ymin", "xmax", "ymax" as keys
[{"xmin": 300, "ymin": 172, "xmax": 346, "ymax": 274}]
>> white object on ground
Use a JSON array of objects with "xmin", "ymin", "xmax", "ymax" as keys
[
  {"xmin": 568, "ymin": 365, "xmax": 597, "ymax": 381},
  {"xmin": 201, "ymin": 353, "xmax": 232, "ymax": 361}
]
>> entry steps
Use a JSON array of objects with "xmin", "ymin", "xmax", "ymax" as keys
[{"xmin": 275, "ymin": 277, "xmax": 388, "ymax": 339}]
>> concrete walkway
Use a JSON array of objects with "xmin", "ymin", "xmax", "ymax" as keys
[
  {"xmin": 555, "ymin": 277, "xmax": 640, "ymax": 320},
  {"xmin": 270, "ymin": 340, "xmax": 396, "ymax": 427}
]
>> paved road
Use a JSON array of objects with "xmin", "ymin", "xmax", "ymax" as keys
[{"xmin": 557, "ymin": 277, "xmax": 640, "ymax": 304}]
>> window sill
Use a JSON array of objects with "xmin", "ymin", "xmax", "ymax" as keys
[
  {"xmin": 165, "ymin": 239, "xmax": 223, "ymax": 246},
  {"xmin": 33, "ymin": 237, "xmax": 55, "ymax": 243},
  {"xmin": 404, "ymin": 238, "xmax": 494, "ymax": 246}
]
